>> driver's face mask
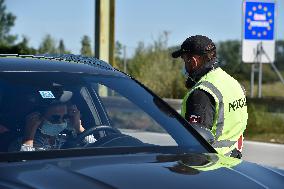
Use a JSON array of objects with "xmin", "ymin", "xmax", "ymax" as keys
[{"xmin": 40, "ymin": 120, "xmax": 67, "ymax": 136}]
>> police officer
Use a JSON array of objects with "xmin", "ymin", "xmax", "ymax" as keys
[{"xmin": 172, "ymin": 35, "xmax": 248, "ymax": 159}]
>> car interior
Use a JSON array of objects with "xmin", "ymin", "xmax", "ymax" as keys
[{"xmin": 0, "ymin": 72, "xmax": 177, "ymax": 152}]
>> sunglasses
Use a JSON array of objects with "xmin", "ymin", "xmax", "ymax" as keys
[{"xmin": 49, "ymin": 114, "xmax": 70, "ymax": 123}]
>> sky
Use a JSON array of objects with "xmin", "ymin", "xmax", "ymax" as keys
[{"xmin": 5, "ymin": 0, "xmax": 284, "ymax": 56}]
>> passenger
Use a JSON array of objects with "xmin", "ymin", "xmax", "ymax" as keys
[{"xmin": 20, "ymin": 102, "xmax": 96, "ymax": 151}]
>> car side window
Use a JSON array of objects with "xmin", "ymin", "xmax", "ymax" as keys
[
  {"xmin": 79, "ymin": 87, "xmax": 101, "ymax": 126},
  {"xmin": 92, "ymin": 83, "xmax": 177, "ymax": 146}
]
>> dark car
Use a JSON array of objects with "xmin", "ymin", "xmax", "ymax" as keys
[{"xmin": 0, "ymin": 54, "xmax": 283, "ymax": 189}]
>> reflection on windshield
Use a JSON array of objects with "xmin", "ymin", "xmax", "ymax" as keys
[
  {"xmin": 0, "ymin": 72, "xmax": 207, "ymax": 155},
  {"xmin": 155, "ymin": 153, "xmax": 241, "ymax": 174}
]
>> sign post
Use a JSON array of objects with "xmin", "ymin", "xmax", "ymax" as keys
[{"xmin": 242, "ymin": 0, "xmax": 276, "ymax": 98}]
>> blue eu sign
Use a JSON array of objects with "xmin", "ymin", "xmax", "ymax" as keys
[{"xmin": 244, "ymin": 1, "xmax": 275, "ymax": 40}]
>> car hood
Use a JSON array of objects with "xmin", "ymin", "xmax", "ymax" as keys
[{"xmin": 0, "ymin": 152, "xmax": 283, "ymax": 189}]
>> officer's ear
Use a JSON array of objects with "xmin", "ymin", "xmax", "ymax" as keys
[{"xmin": 191, "ymin": 55, "xmax": 203, "ymax": 68}]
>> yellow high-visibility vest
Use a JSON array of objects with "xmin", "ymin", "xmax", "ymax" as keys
[{"xmin": 181, "ymin": 68, "xmax": 248, "ymax": 156}]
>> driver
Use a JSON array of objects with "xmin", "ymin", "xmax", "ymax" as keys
[{"xmin": 20, "ymin": 102, "xmax": 96, "ymax": 151}]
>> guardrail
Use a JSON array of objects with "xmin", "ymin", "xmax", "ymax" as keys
[
  {"xmin": 247, "ymin": 97, "xmax": 284, "ymax": 113},
  {"xmin": 163, "ymin": 98, "xmax": 182, "ymax": 111},
  {"xmin": 101, "ymin": 96, "xmax": 284, "ymax": 114},
  {"xmin": 164, "ymin": 97, "xmax": 284, "ymax": 113}
]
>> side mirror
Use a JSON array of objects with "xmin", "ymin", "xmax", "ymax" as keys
[{"xmin": 192, "ymin": 125, "xmax": 214, "ymax": 145}]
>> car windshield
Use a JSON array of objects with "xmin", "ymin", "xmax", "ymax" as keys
[{"xmin": 0, "ymin": 72, "xmax": 208, "ymax": 158}]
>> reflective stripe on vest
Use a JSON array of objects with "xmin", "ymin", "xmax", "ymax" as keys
[
  {"xmin": 197, "ymin": 81, "xmax": 237, "ymax": 149},
  {"xmin": 199, "ymin": 81, "xmax": 224, "ymax": 139}
]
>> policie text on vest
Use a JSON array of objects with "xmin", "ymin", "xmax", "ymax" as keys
[{"xmin": 229, "ymin": 98, "xmax": 247, "ymax": 112}]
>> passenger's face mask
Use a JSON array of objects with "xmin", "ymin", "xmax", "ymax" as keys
[{"xmin": 40, "ymin": 120, "xmax": 67, "ymax": 136}]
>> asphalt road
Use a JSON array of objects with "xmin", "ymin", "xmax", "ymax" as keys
[
  {"xmin": 122, "ymin": 130, "xmax": 284, "ymax": 169},
  {"xmin": 242, "ymin": 141, "xmax": 284, "ymax": 169}
]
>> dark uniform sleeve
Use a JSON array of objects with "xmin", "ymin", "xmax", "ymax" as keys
[{"xmin": 184, "ymin": 89, "xmax": 216, "ymax": 130}]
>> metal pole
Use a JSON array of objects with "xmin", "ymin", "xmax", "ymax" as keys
[
  {"xmin": 94, "ymin": 0, "xmax": 100, "ymax": 58},
  {"xmin": 250, "ymin": 64, "xmax": 255, "ymax": 98},
  {"xmin": 123, "ymin": 46, "xmax": 127, "ymax": 73},
  {"xmin": 270, "ymin": 63, "xmax": 284, "ymax": 84},
  {"xmin": 258, "ymin": 43, "xmax": 263, "ymax": 98},
  {"xmin": 258, "ymin": 60, "xmax": 263, "ymax": 98},
  {"xmin": 261, "ymin": 47, "xmax": 284, "ymax": 85},
  {"xmin": 109, "ymin": 0, "xmax": 115, "ymax": 67}
]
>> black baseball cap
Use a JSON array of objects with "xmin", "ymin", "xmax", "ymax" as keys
[{"xmin": 172, "ymin": 35, "xmax": 216, "ymax": 58}]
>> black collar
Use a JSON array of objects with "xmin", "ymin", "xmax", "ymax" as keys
[{"xmin": 185, "ymin": 60, "xmax": 219, "ymax": 89}]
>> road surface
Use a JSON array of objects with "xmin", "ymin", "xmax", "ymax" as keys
[{"xmin": 242, "ymin": 141, "xmax": 284, "ymax": 169}]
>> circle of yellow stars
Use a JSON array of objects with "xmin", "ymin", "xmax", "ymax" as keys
[{"xmin": 246, "ymin": 4, "xmax": 272, "ymax": 38}]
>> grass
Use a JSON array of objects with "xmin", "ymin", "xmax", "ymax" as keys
[
  {"xmin": 239, "ymin": 81, "xmax": 284, "ymax": 143},
  {"xmin": 259, "ymin": 82, "xmax": 284, "ymax": 97},
  {"xmin": 245, "ymin": 103, "xmax": 284, "ymax": 144},
  {"xmin": 241, "ymin": 81, "xmax": 284, "ymax": 97},
  {"xmin": 245, "ymin": 133, "xmax": 284, "ymax": 144}
]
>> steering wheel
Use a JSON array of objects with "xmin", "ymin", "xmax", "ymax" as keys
[{"xmin": 62, "ymin": 125, "xmax": 122, "ymax": 148}]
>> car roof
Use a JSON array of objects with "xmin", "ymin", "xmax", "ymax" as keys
[{"xmin": 0, "ymin": 54, "xmax": 127, "ymax": 77}]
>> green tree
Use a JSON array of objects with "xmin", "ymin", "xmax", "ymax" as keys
[
  {"xmin": 38, "ymin": 34, "xmax": 57, "ymax": 54},
  {"xmin": 115, "ymin": 41, "xmax": 123, "ymax": 57},
  {"xmin": 0, "ymin": 36, "xmax": 36, "ymax": 54},
  {"xmin": 16, "ymin": 36, "xmax": 36, "ymax": 54},
  {"xmin": 128, "ymin": 32, "xmax": 186, "ymax": 98},
  {"xmin": 217, "ymin": 40, "xmax": 244, "ymax": 77},
  {"xmin": 0, "ymin": 0, "xmax": 17, "ymax": 46},
  {"xmin": 217, "ymin": 40, "xmax": 259, "ymax": 81},
  {"xmin": 57, "ymin": 39, "xmax": 70, "ymax": 54},
  {"xmin": 275, "ymin": 40, "xmax": 284, "ymax": 70},
  {"xmin": 113, "ymin": 41, "xmax": 124, "ymax": 70},
  {"xmin": 80, "ymin": 35, "xmax": 92, "ymax": 56},
  {"xmin": 58, "ymin": 39, "xmax": 66, "ymax": 54}
]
